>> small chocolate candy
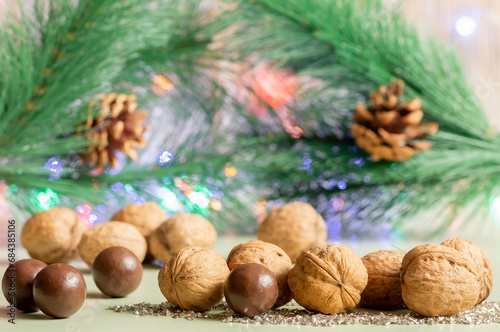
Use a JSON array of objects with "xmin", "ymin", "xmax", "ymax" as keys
[
  {"xmin": 2, "ymin": 259, "xmax": 47, "ymax": 312},
  {"xmin": 224, "ymin": 263, "xmax": 278, "ymax": 317},
  {"xmin": 92, "ymin": 246, "xmax": 143, "ymax": 297},
  {"xmin": 33, "ymin": 264, "xmax": 87, "ymax": 318}
]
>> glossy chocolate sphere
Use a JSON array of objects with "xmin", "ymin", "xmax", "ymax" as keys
[
  {"xmin": 2, "ymin": 259, "xmax": 47, "ymax": 312},
  {"xmin": 92, "ymin": 246, "xmax": 143, "ymax": 298},
  {"xmin": 224, "ymin": 263, "xmax": 278, "ymax": 317},
  {"xmin": 33, "ymin": 264, "xmax": 87, "ymax": 318}
]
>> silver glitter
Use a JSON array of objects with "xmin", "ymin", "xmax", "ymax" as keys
[{"xmin": 107, "ymin": 301, "xmax": 500, "ymax": 326}]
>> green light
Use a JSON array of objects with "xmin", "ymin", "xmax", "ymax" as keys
[
  {"xmin": 124, "ymin": 184, "xmax": 134, "ymax": 193},
  {"xmin": 157, "ymin": 187, "xmax": 180, "ymax": 212},
  {"xmin": 36, "ymin": 188, "xmax": 60, "ymax": 210},
  {"xmin": 189, "ymin": 191, "xmax": 209, "ymax": 209},
  {"xmin": 9, "ymin": 184, "xmax": 18, "ymax": 193}
]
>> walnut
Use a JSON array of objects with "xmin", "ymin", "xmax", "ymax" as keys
[
  {"xmin": 400, "ymin": 244, "xmax": 480, "ymax": 317},
  {"xmin": 111, "ymin": 202, "xmax": 166, "ymax": 238},
  {"xmin": 227, "ymin": 240, "xmax": 293, "ymax": 308},
  {"xmin": 78, "ymin": 222, "xmax": 147, "ymax": 266},
  {"xmin": 21, "ymin": 207, "xmax": 86, "ymax": 263},
  {"xmin": 149, "ymin": 213, "xmax": 217, "ymax": 264},
  {"xmin": 441, "ymin": 238, "xmax": 493, "ymax": 304},
  {"xmin": 111, "ymin": 202, "xmax": 167, "ymax": 260},
  {"xmin": 288, "ymin": 244, "xmax": 368, "ymax": 314},
  {"xmin": 360, "ymin": 250, "xmax": 405, "ymax": 310},
  {"xmin": 158, "ymin": 246, "xmax": 229, "ymax": 311},
  {"xmin": 257, "ymin": 202, "xmax": 327, "ymax": 262}
]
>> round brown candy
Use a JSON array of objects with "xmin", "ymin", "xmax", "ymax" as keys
[
  {"xmin": 33, "ymin": 264, "xmax": 87, "ymax": 318},
  {"xmin": 2, "ymin": 259, "xmax": 47, "ymax": 312},
  {"xmin": 224, "ymin": 263, "xmax": 278, "ymax": 317},
  {"xmin": 92, "ymin": 246, "xmax": 143, "ymax": 297}
]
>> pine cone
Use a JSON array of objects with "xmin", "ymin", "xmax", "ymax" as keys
[
  {"xmin": 351, "ymin": 81, "xmax": 438, "ymax": 162},
  {"xmin": 81, "ymin": 93, "xmax": 149, "ymax": 168}
]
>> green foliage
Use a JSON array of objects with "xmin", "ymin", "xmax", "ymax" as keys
[
  {"xmin": 194, "ymin": 0, "xmax": 500, "ymax": 234},
  {"xmin": 1, "ymin": 0, "xmax": 499, "ymax": 237}
]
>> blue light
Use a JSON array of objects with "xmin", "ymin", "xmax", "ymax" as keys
[
  {"xmin": 337, "ymin": 181, "xmax": 347, "ymax": 190},
  {"xmin": 354, "ymin": 157, "xmax": 363, "ymax": 165},
  {"xmin": 89, "ymin": 213, "xmax": 98, "ymax": 223},
  {"xmin": 132, "ymin": 196, "xmax": 147, "ymax": 205},
  {"xmin": 111, "ymin": 182, "xmax": 124, "ymax": 192},
  {"xmin": 44, "ymin": 157, "xmax": 63, "ymax": 180},
  {"xmin": 455, "ymin": 16, "xmax": 477, "ymax": 37},
  {"xmin": 158, "ymin": 150, "xmax": 174, "ymax": 166},
  {"xmin": 301, "ymin": 153, "xmax": 312, "ymax": 170}
]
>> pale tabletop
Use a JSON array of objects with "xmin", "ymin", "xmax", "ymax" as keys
[{"xmin": 1, "ymin": 235, "xmax": 499, "ymax": 331}]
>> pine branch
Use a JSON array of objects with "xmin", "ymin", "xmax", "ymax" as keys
[
  {"xmin": 228, "ymin": 0, "xmax": 492, "ymax": 139},
  {"xmin": 0, "ymin": 0, "xmax": 180, "ymax": 158}
]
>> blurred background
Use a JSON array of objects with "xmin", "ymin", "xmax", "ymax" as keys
[
  {"xmin": 1, "ymin": 0, "xmax": 499, "ymax": 243},
  {"xmin": 391, "ymin": 0, "xmax": 500, "ymax": 128},
  {"xmin": 1, "ymin": 1, "xmax": 499, "ymax": 126}
]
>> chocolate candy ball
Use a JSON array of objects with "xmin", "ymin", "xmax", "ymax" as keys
[
  {"xmin": 2, "ymin": 259, "xmax": 47, "ymax": 312},
  {"xmin": 92, "ymin": 246, "xmax": 143, "ymax": 297},
  {"xmin": 33, "ymin": 264, "xmax": 87, "ymax": 318},
  {"xmin": 224, "ymin": 263, "xmax": 278, "ymax": 317}
]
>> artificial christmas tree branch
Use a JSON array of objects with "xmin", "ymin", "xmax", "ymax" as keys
[{"xmin": 2, "ymin": 0, "xmax": 499, "ymax": 237}]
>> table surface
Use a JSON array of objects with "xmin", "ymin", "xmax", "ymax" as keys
[{"xmin": 1, "ymin": 235, "xmax": 499, "ymax": 332}]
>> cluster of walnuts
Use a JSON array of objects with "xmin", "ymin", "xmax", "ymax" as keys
[
  {"xmin": 20, "ymin": 201, "xmax": 493, "ymax": 318},
  {"xmin": 157, "ymin": 237, "xmax": 492, "ymax": 318},
  {"xmin": 20, "ymin": 202, "xmax": 217, "ymax": 267},
  {"xmin": 153, "ymin": 202, "xmax": 493, "ymax": 318}
]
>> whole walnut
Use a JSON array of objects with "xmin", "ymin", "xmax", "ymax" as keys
[
  {"xmin": 21, "ymin": 207, "xmax": 86, "ymax": 263},
  {"xmin": 400, "ymin": 244, "xmax": 480, "ymax": 317},
  {"xmin": 111, "ymin": 202, "xmax": 166, "ymax": 238},
  {"xmin": 288, "ymin": 244, "xmax": 368, "ymax": 314},
  {"xmin": 149, "ymin": 213, "xmax": 217, "ymax": 264},
  {"xmin": 158, "ymin": 246, "xmax": 229, "ymax": 311},
  {"xmin": 78, "ymin": 222, "xmax": 147, "ymax": 266},
  {"xmin": 112, "ymin": 202, "xmax": 167, "ymax": 261},
  {"xmin": 258, "ymin": 202, "xmax": 327, "ymax": 262},
  {"xmin": 441, "ymin": 238, "xmax": 493, "ymax": 304},
  {"xmin": 360, "ymin": 250, "xmax": 405, "ymax": 310},
  {"xmin": 227, "ymin": 240, "xmax": 293, "ymax": 308}
]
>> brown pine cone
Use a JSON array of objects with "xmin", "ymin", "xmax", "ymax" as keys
[
  {"xmin": 351, "ymin": 81, "xmax": 438, "ymax": 162},
  {"xmin": 81, "ymin": 93, "xmax": 149, "ymax": 168}
]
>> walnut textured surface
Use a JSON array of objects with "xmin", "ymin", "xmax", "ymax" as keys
[
  {"xmin": 441, "ymin": 238, "xmax": 493, "ymax": 304},
  {"xmin": 360, "ymin": 250, "xmax": 404, "ymax": 310},
  {"xmin": 149, "ymin": 213, "xmax": 217, "ymax": 264},
  {"xmin": 257, "ymin": 202, "xmax": 327, "ymax": 262},
  {"xmin": 112, "ymin": 202, "xmax": 167, "ymax": 261},
  {"xmin": 400, "ymin": 244, "xmax": 480, "ymax": 317},
  {"xmin": 21, "ymin": 207, "xmax": 86, "ymax": 263},
  {"xmin": 288, "ymin": 244, "xmax": 368, "ymax": 314},
  {"xmin": 111, "ymin": 202, "xmax": 166, "ymax": 237},
  {"xmin": 78, "ymin": 222, "xmax": 147, "ymax": 266},
  {"xmin": 227, "ymin": 240, "xmax": 293, "ymax": 308},
  {"xmin": 158, "ymin": 246, "xmax": 229, "ymax": 312}
]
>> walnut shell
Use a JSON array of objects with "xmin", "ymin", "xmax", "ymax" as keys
[
  {"xmin": 227, "ymin": 240, "xmax": 293, "ymax": 308},
  {"xmin": 441, "ymin": 238, "xmax": 493, "ymax": 304},
  {"xmin": 21, "ymin": 207, "xmax": 86, "ymax": 263},
  {"xmin": 78, "ymin": 221, "xmax": 147, "ymax": 266},
  {"xmin": 257, "ymin": 202, "xmax": 327, "ymax": 262},
  {"xmin": 158, "ymin": 246, "xmax": 229, "ymax": 311},
  {"xmin": 112, "ymin": 202, "xmax": 167, "ymax": 261},
  {"xmin": 400, "ymin": 244, "xmax": 481, "ymax": 317},
  {"xmin": 360, "ymin": 250, "xmax": 405, "ymax": 310},
  {"xmin": 149, "ymin": 213, "xmax": 217, "ymax": 264},
  {"xmin": 288, "ymin": 244, "xmax": 368, "ymax": 314},
  {"xmin": 111, "ymin": 202, "xmax": 167, "ymax": 237}
]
